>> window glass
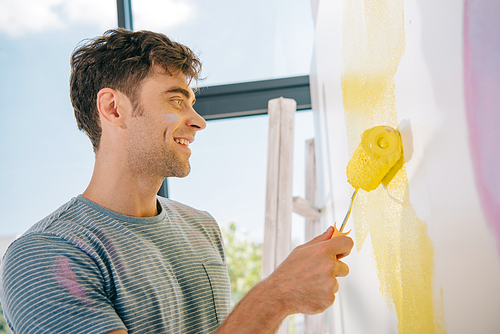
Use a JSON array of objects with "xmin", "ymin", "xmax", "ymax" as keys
[
  {"xmin": 0, "ymin": 0, "xmax": 117, "ymax": 240},
  {"xmin": 132, "ymin": 0, "xmax": 315, "ymax": 86}
]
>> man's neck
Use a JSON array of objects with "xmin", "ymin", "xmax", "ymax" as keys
[{"xmin": 82, "ymin": 158, "xmax": 163, "ymax": 218}]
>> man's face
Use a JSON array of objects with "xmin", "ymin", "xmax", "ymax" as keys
[{"xmin": 124, "ymin": 67, "xmax": 206, "ymax": 179}]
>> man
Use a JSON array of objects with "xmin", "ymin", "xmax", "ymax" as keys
[{"xmin": 0, "ymin": 29, "xmax": 353, "ymax": 333}]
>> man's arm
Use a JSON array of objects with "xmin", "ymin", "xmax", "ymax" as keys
[
  {"xmin": 0, "ymin": 234, "xmax": 128, "ymax": 333},
  {"xmin": 215, "ymin": 226, "xmax": 353, "ymax": 333}
]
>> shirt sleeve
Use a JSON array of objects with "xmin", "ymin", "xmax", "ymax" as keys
[{"xmin": 0, "ymin": 233, "xmax": 127, "ymax": 334}]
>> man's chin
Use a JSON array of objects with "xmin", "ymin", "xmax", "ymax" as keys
[{"xmin": 165, "ymin": 164, "xmax": 191, "ymax": 178}]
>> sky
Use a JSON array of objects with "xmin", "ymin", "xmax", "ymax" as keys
[{"xmin": 0, "ymin": 0, "xmax": 315, "ymax": 245}]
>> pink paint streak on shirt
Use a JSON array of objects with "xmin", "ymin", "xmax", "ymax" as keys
[
  {"xmin": 54, "ymin": 256, "xmax": 92, "ymax": 307},
  {"xmin": 464, "ymin": 0, "xmax": 500, "ymax": 255}
]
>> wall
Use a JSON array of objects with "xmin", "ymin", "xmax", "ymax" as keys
[{"xmin": 310, "ymin": 0, "xmax": 500, "ymax": 333}]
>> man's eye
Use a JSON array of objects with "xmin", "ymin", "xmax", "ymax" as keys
[{"xmin": 172, "ymin": 99, "xmax": 182, "ymax": 106}]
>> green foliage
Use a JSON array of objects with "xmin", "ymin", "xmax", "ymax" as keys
[
  {"xmin": 221, "ymin": 222, "xmax": 262, "ymax": 308},
  {"xmin": 0, "ymin": 304, "xmax": 11, "ymax": 334}
]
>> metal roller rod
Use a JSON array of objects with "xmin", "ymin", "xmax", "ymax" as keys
[{"xmin": 340, "ymin": 189, "xmax": 358, "ymax": 232}]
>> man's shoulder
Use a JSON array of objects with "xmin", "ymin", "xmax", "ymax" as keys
[
  {"xmin": 157, "ymin": 196, "xmax": 222, "ymax": 238},
  {"xmin": 157, "ymin": 196, "xmax": 225, "ymax": 263},
  {"xmin": 3, "ymin": 196, "xmax": 103, "ymax": 261},
  {"xmin": 23, "ymin": 197, "xmax": 81, "ymax": 235},
  {"xmin": 1, "ymin": 197, "xmax": 89, "ymax": 273},
  {"xmin": 157, "ymin": 196, "xmax": 214, "ymax": 220}
]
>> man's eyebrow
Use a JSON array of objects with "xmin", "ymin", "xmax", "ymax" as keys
[{"xmin": 165, "ymin": 87, "xmax": 196, "ymax": 104}]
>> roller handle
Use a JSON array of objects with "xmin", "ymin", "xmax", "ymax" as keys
[{"xmin": 340, "ymin": 189, "xmax": 358, "ymax": 232}]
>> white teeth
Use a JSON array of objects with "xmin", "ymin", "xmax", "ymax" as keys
[{"xmin": 175, "ymin": 138, "xmax": 189, "ymax": 146}]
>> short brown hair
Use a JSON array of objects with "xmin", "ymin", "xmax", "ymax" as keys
[{"xmin": 70, "ymin": 28, "xmax": 202, "ymax": 152}]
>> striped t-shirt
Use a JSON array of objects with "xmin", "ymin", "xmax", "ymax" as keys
[{"xmin": 0, "ymin": 195, "xmax": 231, "ymax": 333}]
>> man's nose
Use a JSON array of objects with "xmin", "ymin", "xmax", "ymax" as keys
[{"xmin": 186, "ymin": 106, "xmax": 207, "ymax": 131}]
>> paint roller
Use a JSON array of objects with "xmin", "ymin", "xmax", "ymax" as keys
[{"xmin": 338, "ymin": 125, "xmax": 404, "ymax": 233}]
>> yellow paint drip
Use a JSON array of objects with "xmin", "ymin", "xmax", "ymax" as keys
[{"xmin": 340, "ymin": 0, "xmax": 446, "ymax": 333}]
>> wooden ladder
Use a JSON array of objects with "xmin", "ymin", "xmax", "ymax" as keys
[{"xmin": 262, "ymin": 97, "xmax": 324, "ymax": 333}]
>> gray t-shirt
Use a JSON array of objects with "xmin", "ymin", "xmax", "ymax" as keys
[{"xmin": 0, "ymin": 195, "xmax": 230, "ymax": 333}]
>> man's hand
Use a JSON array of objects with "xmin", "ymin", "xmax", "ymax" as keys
[
  {"xmin": 216, "ymin": 226, "xmax": 354, "ymax": 333},
  {"xmin": 266, "ymin": 226, "xmax": 353, "ymax": 315}
]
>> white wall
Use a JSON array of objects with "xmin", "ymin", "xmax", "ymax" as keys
[{"xmin": 310, "ymin": 0, "xmax": 500, "ymax": 333}]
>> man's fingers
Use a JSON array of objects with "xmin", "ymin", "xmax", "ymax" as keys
[
  {"xmin": 332, "ymin": 278, "xmax": 339, "ymax": 294},
  {"xmin": 302, "ymin": 226, "xmax": 334, "ymax": 247},
  {"xmin": 327, "ymin": 236, "xmax": 354, "ymax": 259},
  {"xmin": 333, "ymin": 260, "xmax": 349, "ymax": 278}
]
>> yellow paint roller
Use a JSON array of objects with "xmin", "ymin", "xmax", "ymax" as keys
[{"xmin": 338, "ymin": 125, "xmax": 403, "ymax": 232}]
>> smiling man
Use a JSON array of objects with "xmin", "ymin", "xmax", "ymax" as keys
[{"xmin": 0, "ymin": 29, "xmax": 353, "ymax": 334}]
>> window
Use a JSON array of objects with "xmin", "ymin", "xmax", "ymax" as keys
[
  {"xmin": 0, "ymin": 0, "xmax": 117, "ymax": 238},
  {"xmin": 131, "ymin": 0, "xmax": 314, "ymax": 86}
]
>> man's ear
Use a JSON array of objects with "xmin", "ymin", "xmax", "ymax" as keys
[{"xmin": 97, "ymin": 88, "xmax": 129, "ymax": 127}]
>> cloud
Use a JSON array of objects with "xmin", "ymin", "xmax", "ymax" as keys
[
  {"xmin": 0, "ymin": 0, "xmax": 116, "ymax": 38},
  {"xmin": 132, "ymin": 0, "xmax": 196, "ymax": 32}
]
